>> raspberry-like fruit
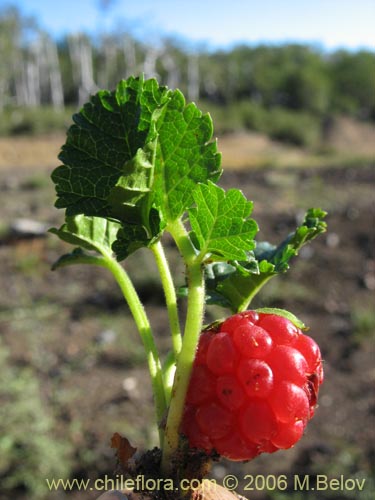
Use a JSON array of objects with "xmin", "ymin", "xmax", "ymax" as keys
[{"xmin": 180, "ymin": 311, "xmax": 323, "ymax": 461}]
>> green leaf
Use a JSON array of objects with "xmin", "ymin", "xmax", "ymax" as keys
[
  {"xmin": 52, "ymin": 77, "xmax": 169, "ymax": 220},
  {"xmin": 51, "ymin": 76, "xmax": 221, "ymax": 258},
  {"xmin": 107, "ymin": 142, "xmax": 156, "ymax": 224},
  {"xmin": 49, "ymin": 214, "xmax": 121, "ymax": 256},
  {"xmin": 50, "ymin": 248, "xmax": 106, "ymax": 271},
  {"xmin": 112, "ymin": 208, "xmax": 165, "ymax": 260},
  {"xmin": 179, "ymin": 261, "xmax": 238, "ymax": 308},
  {"xmin": 255, "ymin": 308, "xmax": 307, "ymax": 330},
  {"xmin": 153, "ymin": 91, "xmax": 222, "ymax": 221},
  {"xmin": 255, "ymin": 208, "xmax": 328, "ymax": 273},
  {"xmin": 206, "ymin": 208, "xmax": 327, "ymax": 312},
  {"xmin": 188, "ymin": 182, "xmax": 258, "ymax": 261}
]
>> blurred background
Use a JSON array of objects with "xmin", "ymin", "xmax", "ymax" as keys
[{"xmin": 0, "ymin": 1, "xmax": 374, "ymax": 499}]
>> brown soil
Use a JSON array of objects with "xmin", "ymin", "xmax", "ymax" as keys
[{"xmin": 0, "ymin": 142, "xmax": 374, "ymax": 500}]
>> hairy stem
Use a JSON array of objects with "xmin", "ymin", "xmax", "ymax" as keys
[
  {"xmin": 151, "ymin": 240, "xmax": 182, "ymax": 358},
  {"xmin": 97, "ymin": 255, "xmax": 167, "ymax": 446},
  {"xmin": 161, "ymin": 219, "xmax": 205, "ymax": 474}
]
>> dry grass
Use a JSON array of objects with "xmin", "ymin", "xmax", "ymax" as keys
[{"xmin": 0, "ymin": 133, "xmax": 64, "ymax": 170}]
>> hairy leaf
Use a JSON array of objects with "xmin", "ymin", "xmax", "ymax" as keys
[
  {"xmin": 255, "ymin": 208, "xmax": 328, "ymax": 273},
  {"xmin": 52, "ymin": 77, "xmax": 169, "ymax": 221},
  {"xmin": 51, "ymin": 77, "xmax": 221, "ymax": 258},
  {"xmin": 49, "ymin": 214, "xmax": 121, "ymax": 256},
  {"xmin": 49, "ymin": 215, "xmax": 123, "ymax": 270},
  {"xmin": 189, "ymin": 182, "xmax": 258, "ymax": 261},
  {"xmin": 153, "ymin": 92, "xmax": 222, "ymax": 221}
]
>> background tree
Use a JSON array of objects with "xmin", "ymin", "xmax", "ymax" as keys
[{"xmin": 0, "ymin": 6, "xmax": 374, "ymax": 141}]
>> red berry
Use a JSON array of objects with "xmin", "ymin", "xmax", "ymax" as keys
[
  {"xmin": 213, "ymin": 431, "xmax": 259, "ymax": 461},
  {"xmin": 294, "ymin": 334, "xmax": 322, "ymax": 373},
  {"xmin": 221, "ymin": 311, "xmax": 259, "ymax": 333},
  {"xmin": 186, "ymin": 366, "xmax": 216, "ymax": 405},
  {"xmin": 194, "ymin": 330, "xmax": 214, "ymax": 365},
  {"xmin": 268, "ymin": 381, "xmax": 310, "ymax": 423},
  {"xmin": 196, "ymin": 402, "xmax": 234, "ymax": 439},
  {"xmin": 206, "ymin": 332, "xmax": 237, "ymax": 375},
  {"xmin": 181, "ymin": 407, "xmax": 212, "ymax": 452},
  {"xmin": 181, "ymin": 310, "xmax": 323, "ymax": 461},
  {"xmin": 240, "ymin": 400, "xmax": 277, "ymax": 443},
  {"xmin": 271, "ymin": 419, "xmax": 305, "ymax": 449},
  {"xmin": 269, "ymin": 345, "xmax": 308, "ymax": 385},
  {"xmin": 258, "ymin": 313, "xmax": 300, "ymax": 345},
  {"xmin": 216, "ymin": 375, "xmax": 246, "ymax": 410},
  {"xmin": 237, "ymin": 359, "xmax": 273, "ymax": 398},
  {"xmin": 232, "ymin": 324, "xmax": 273, "ymax": 358}
]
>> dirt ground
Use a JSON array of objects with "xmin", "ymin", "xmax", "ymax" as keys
[
  {"xmin": 1, "ymin": 115, "xmax": 375, "ymax": 170},
  {"xmin": 0, "ymin": 134, "xmax": 374, "ymax": 500}
]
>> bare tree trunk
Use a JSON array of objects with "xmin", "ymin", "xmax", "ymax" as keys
[
  {"xmin": 98, "ymin": 36, "xmax": 118, "ymax": 89},
  {"xmin": 80, "ymin": 39, "xmax": 96, "ymax": 103},
  {"xmin": 123, "ymin": 35, "xmax": 137, "ymax": 77},
  {"xmin": 143, "ymin": 45, "xmax": 160, "ymax": 79},
  {"xmin": 45, "ymin": 36, "xmax": 64, "ymax": 109},
  {"xmin": 68, "ymin": 35, "xmax": 81, "ymax": 89},
  {"xmin": 68, "ymin": 35, "xmax": 97, "ymax": 105},
  {"xmin": 26, "ymin": 55, "xmax": 40, "ymax": 106},
  {"xmin": 187, "ymin": 53, "xmax": 199, "ymax": 101},
  {"xmin": 162, "ymin": 51, "xmax": 180, "ymax": 89},
  {"xmin": 13, "ymin": 53, "xmax": 27, "ymax": 106}
]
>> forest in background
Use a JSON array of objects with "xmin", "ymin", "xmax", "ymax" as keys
[{"xmin": 0, "ymin": 5, "xmax": 374, "ymax": 147}]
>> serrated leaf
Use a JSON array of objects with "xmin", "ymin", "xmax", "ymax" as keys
[
  {"xmin": 255, "ymin": 208, "xmax": 328, "ymax": 273},
  {"xmin": 206, "ymin": 208, "xmax": 327, "ymax": 312},
  {"xmin": 49, "ymin": 214, "xmax": 121, "ymax": 256},
  {"xmin": 188, "ymin": 182, "xmax": 258, "ymax": 261},
  {"xmin": 112, "ymin": 208, "xmax": 165, "ymax": 260},
  {"xmin": 153, "ymin": 91, "xmax": 222, "ymax": 221},
  {"xmin": 52, "ymin": 77, "xmax": 169, "ymax": 220},
  {"xmin": 51, "ymin": 77, "xmax": 221, "ymax": 258}
]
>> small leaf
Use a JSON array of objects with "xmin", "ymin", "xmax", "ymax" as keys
[
  {"xmin": 255, "ymin": 208, "xmax": 328, "ymax": 273},
  {"xmin": 205, "ymin": 208, "xmax": 327, "ymax": 312},
  {"xmin": 255, "ymin": 308, "xmax": 307, "ymax": 330},
  {"xmin": 110, "ymin": 432, "xmax": 137, "ymax": 467},
  {"xmin": 49, "ymin": 214, "xmax": 121, "ymax": 256},
  {"xmin": 107, "ymin": 142, "xmax": 156, "ymax": 225},
  {"xmin": 202, "ymin": 262, "xmax": 238, "ymax": 308},
  {"xmin": 188, "ymin": 182, "xmax": 258, "ymax": 261},
  {"xmin": 50, "ymin": 248, "xmax": 105, "ymax": 271},
  {"xmin": 112, "ymin": 208, "xmax": 165, "ymax": 260}
]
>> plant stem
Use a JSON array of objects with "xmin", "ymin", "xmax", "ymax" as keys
[
  {"xmin": 237, "ymin": 275, "xmax": 273, "ymax": 312},
  {"xmin": 161, "ymin": 220, "xmax": 205, "ymax": 474},
  {"xmin": 54, "ymin": 249, "xmax": 168, "ymax": 445},
  {"xmin": 99, "ymin": 255, "xmax": 167, "ymax": 446},
  {"xmin": 151, "ymin": 240, "xmax": 182, "ymax": 358},
  {"xmin": 162, "ymin": 350, "xmax": 177, "ymax": 406}
]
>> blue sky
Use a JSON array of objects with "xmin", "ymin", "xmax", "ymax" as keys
[{"xmin": 4, "ymin": 0, "xmax": 375, "ymax": 51}]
